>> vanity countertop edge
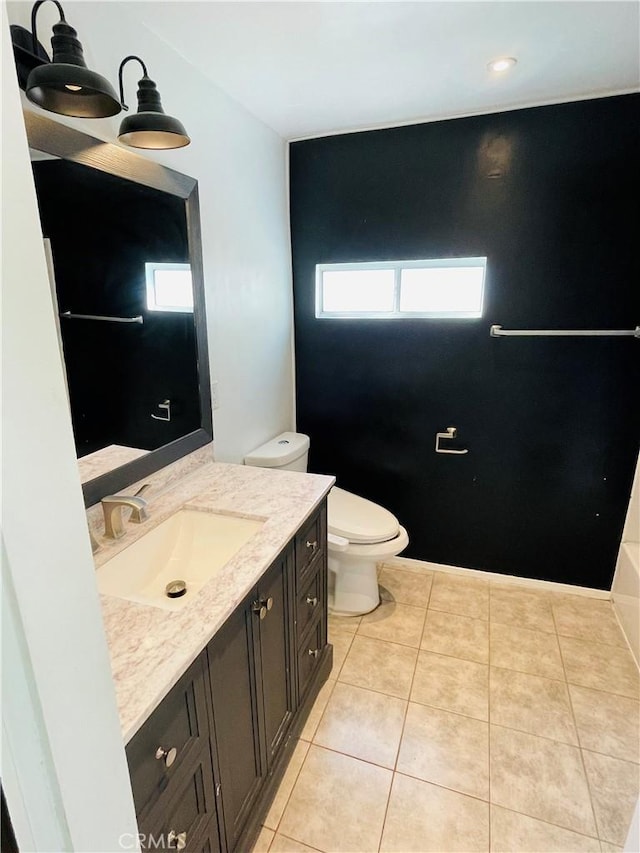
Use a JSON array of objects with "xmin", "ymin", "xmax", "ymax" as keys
[{"xmin": 96, "ymin": 460, "xmax": 335, "ymax": 744}]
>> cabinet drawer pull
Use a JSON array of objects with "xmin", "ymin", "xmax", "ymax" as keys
[
  {"xmin": 265, "ymin": 596, "xmax": 274, "ymax": 611},
  {"xmin": 308, "ymin": 648, "xmax": 319, "ymax": 658},
  {"xmin": 306, "ymin": 540, "xmax": 318, "ymax": 552},
  {"xmin": 306, "ymin": 596, "xmax": 318, "ymax": 607},
  {"xmin": 168, "ymin": 830, "xmax": 187, "ymax": 850},
  {"xmin": 155, "ymin": 746, "xmax": 177, "ymax": 767}
]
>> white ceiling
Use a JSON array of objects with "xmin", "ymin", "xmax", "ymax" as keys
[{"xmin": 131, "ymin": 1, "xmax": 640, "ymax": 140}]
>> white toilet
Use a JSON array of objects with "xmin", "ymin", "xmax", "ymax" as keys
[{"xmin": 244, "ymin": 432, "xmax": 409, "ymax": 616}]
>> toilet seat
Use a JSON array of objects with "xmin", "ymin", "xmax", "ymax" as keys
[
  {"xmin": 328, "ymin": 487, "xmax": 400, "ymax": 544},
  {"xmin": 331, "ymin": 525, "xmax": 409, "ymax": 558}
]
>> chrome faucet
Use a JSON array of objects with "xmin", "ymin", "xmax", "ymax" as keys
[{"xmin": 101, "ymin": 484, "xmax": 151, "ymax": 540}]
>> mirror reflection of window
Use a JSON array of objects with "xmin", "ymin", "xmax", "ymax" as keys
[{"xmin": 145, "ymin": 262, "xmax": 194, "ymax": 313}]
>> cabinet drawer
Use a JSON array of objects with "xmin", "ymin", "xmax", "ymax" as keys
[
  {"xmin": 138, "ymin": 746, "xmax": 218, "ymax": 853},
  {"xmin": 126, "ymin": 653, "xmax": 210, "ymax": 816},
  {"xmin": 296, "ymin": 569, "xmax": 323, "ymax": 641},
  {"xmin": 295, "ymin": 504, "xmax": 326, "ymax": 584},
  {"xmin": 297, "ymin": 619, "xmax": 324, "ymax": 700}
]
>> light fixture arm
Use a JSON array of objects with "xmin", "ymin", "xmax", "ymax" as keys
[
  {"xmin": 118, "ymin": 55, "xmax": 149, "ymax": 112},
  {"xmin": 30, "ymin": 0, "xmax": 66, "ymax": 54}
]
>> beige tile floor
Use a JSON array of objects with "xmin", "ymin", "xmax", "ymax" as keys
[{"xmin": 252, "ymin": 563, "xmax": 640, "ymax": 853}]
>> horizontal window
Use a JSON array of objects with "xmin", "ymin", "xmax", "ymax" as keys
[
  {"xmin": 145, "ymin": 262, "xmax": 193, "ymax": 313},
  {"xmin": 315, "ymin": 258, "xmax": 486, "ymax": 319}
]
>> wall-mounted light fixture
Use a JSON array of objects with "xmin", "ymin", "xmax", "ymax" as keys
[
  {"xmin": 117, "ymin": 55, "xmax": 190, "ymax": 150},
  {"xmin": 12, "ymin": 0, "xmax": 121, "ymax": 118}
]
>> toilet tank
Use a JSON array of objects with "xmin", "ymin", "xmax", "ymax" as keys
[{"xmin": 244, "ymin": 432, "xmax": 310, "ymax": 472}]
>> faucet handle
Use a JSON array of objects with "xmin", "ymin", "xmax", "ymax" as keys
[{"xmin": 134, "ymin": 483, "xmax": 152, "ymax": 498}]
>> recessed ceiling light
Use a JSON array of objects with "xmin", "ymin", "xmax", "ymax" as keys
[{"xmin": 488, "ymin": 57, "xmax": 517, "ymax": 73}]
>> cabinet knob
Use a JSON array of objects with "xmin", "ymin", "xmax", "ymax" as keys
[
  {"xmin": 168, "ymin": 830, "xmax": 187, "ymax": 850},
  {"xmin": 306, "ymin": 540, "xmax": 318, "ymax": 552},
  {"xmin": 253, "ymin": 597, "xmax": 273, "ymax": 619},
  {"xmin": 306, "ymin": 596, "xmax": 318, "ymax": 607},
  {"xmin": 308, "ymin": 648, "xmax": 319, "ymax": 658},
  {"xmin": 155, "ymin": 746, "xmax": 177, "ymax": 767},
  {"xmin": 252, "ymin": 600, "xmax": 267, "ymax": 620}
]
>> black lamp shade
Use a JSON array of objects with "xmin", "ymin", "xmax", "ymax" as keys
[
  {"xmin": 26, "ymin": 62, "xmax": 121, "ymax": 118},
  {"xmin": 25, "ymin": 18, "xmax": 120, "ymax": 118},
  {"xmin": 118, "ymin": 76, "xmax": 190, "ymax": 149},
  {"xmin": 118, "ymin": 112, "xmax": 191, "ymax": 149}
]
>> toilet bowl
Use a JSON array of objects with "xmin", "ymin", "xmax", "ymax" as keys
[
  {"xmin": 328, "ymin": 487, "xmax": 409, "ymax": 615},
  {"xmin": 244, "ymin": 432, "xmax": 410, "ymax": 616}
]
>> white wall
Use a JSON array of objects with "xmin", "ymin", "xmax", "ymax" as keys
[
  {"xmin": 612, "ymin": 452, "xmax": 640, "ymax": 663},
  {"xmin": 1, "ymin": 7, "xmax": 140, "ymax": 849},
  {"xmin": 7, "ymin": 0, "xmax": 295, "ymax": 462}
]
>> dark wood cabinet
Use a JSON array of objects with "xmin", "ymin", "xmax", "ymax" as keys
[
  {"xmin": 254, "ymin": 548, "xmax": 296, "ymax": 767},
  {"xmin": 208, "ymin": 545, "xmax": 296, "ymax": 850},
  {"xmin": 127, "ymin": 653, "xmax": 224, "ymax": 853},
  {"xmin": 137, "ymin": 748, "xmax": 220, "ymax": 853},
  {"xmin": 208, "ymin": 589, "xmax": 264, "ymax": 851},
  {"xmin": 126, "ymin": 654, "xmax": 212, "ymax": 817},
  {"xmin": 126, "ymin": 500, "xmax": 331, "ymax": 853}
]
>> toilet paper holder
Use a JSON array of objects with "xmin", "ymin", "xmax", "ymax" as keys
[{"xmin": 435, "ymin": 427, "xmax": 469, "ymax": 455}]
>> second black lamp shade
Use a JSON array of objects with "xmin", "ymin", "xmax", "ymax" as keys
[{"xmin": 117, "ymin": 55, "xmax": 190, "ymax": 150}]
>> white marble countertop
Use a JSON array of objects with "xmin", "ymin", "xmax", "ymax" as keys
[
  {"xmin": 96, "ymin": 461, "xmax": 335, "ymax": 744},
  {"xmin": 78, "ymin": 444, "xmax": 148, "ymax": 484}
]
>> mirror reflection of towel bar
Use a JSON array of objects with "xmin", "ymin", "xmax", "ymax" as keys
[
  {"xmin": 61, "ymin": 311, "xmax": 143, "ymax": 324},
  {"xmin": 435, "ymin": 427, "xmax": 468, "ymax": 455}
]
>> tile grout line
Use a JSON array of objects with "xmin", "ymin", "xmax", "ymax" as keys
[
  {"xmin": 551, "ymin": 603, "xmax": 601, "ymax": 842},
  {"xmin": 389, "ymin": 764, "xmax": 600, "ymax": 840},
  {"xmin": 265, "ymin": 739, "xmax": 312, "ymax": 841},
  {"xmin": 376, "ymin": 572, "xmax": 432, "ymax": 853},
  {"xmin": 267, "ymin": 831, "xmax": 325, "ymax": 853},
  {"xmin": 490, "ymin": 801, "xmax": 603, "ymax": 844}
]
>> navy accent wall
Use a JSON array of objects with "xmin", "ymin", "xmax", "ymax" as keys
[{"xmin": 290, "ymin": 95, "xmax": 640, "ymax": 589}]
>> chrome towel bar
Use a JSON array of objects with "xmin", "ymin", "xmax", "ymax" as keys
[
  {"xmin": 490, "ymin": 324, "xmax": 640, "ymax": 338},
  {"xmin": 61, "ymin": 311, "xmax": 143, "ymax": 324}
]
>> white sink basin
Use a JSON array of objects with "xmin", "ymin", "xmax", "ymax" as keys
[{"xmin": 96, "ymin": 509, "xmax": 264, "ymax": 611}]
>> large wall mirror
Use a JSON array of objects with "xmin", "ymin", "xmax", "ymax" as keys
[{"xmin": 25, "ymin": 112, "xmax": 213, "ymax": 507}]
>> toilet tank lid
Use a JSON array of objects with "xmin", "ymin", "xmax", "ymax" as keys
[
  {"xmin": 244, "ymin": 432, "xmax": 310, "ymax": 468},
  {"xmin": 328, "ymin": 487, "xmax": 400, "ymax": 544}
]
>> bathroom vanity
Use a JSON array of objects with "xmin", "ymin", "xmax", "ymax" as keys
[
  {"xmin": 25, "ymin": 111, "xmax": 334, "ymax": 851},
  {"xmin": 95, "ymin": 460, "xmax": 334, "ymax": 853}
]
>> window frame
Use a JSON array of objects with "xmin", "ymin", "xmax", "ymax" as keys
[
  {"xmin": 145, "ymin": 261, "xmax": 194, "ymax": 314},
  {"xmin": 315, "ymin": 257, "xmax": 487, "ymax": 320}
]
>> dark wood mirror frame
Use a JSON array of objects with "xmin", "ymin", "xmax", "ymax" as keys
[{"xmin": 24, "ymin": 111, "xmax": 213, "ymax": 507}]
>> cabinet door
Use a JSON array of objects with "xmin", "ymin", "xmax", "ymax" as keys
[
  {"xmin": 256, "ymin": 547, "xmax": 296, "ymax": 767},
  {"xmin": 208, "ymin": 592, "xmax": 264, "ymax": 852}
]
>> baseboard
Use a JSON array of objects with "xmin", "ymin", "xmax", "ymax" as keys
[{"xmin": 384, "ymin": 556, "xmax": 611, "ymax": 599}]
